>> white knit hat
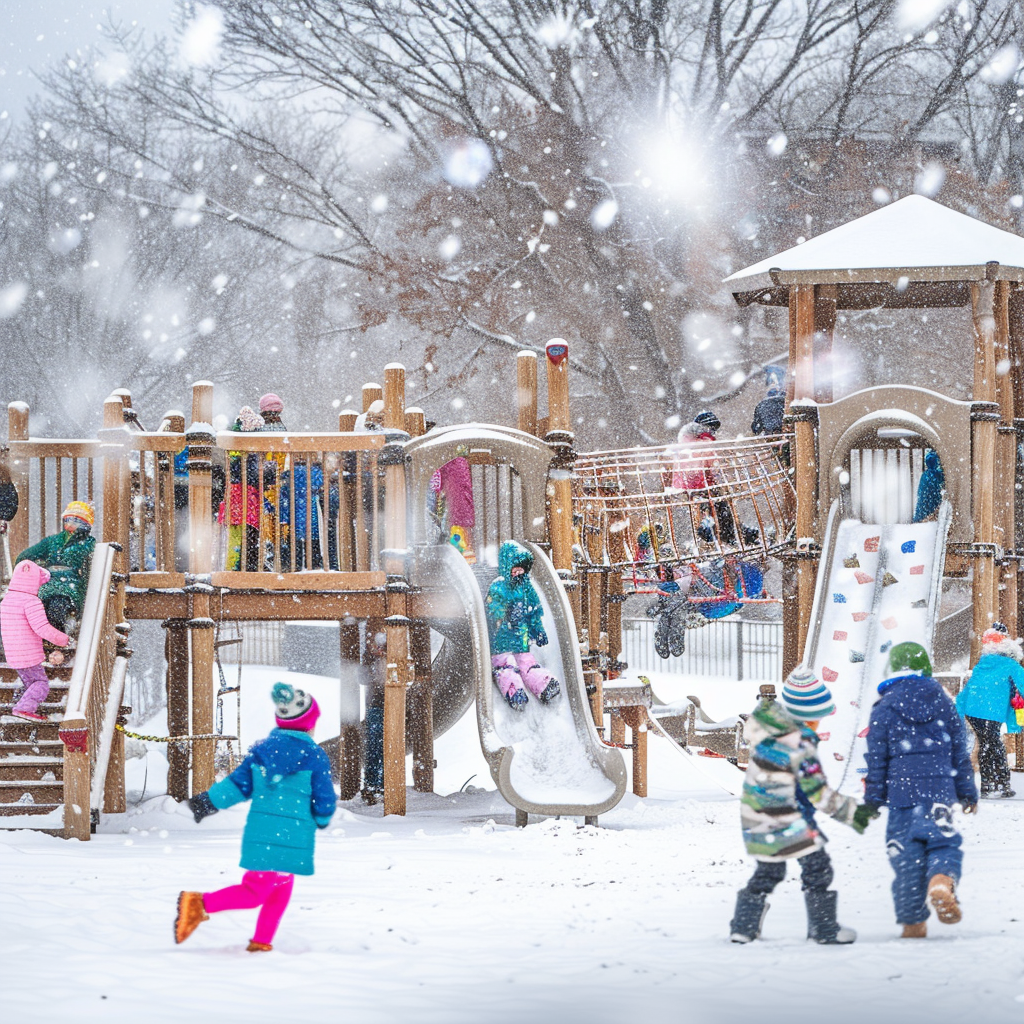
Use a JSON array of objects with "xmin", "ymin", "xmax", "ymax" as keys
[{"xmin": 781, "ymin": 666, "xmax": 835, "ymax": 721}]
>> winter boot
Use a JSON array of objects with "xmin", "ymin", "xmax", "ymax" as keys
[
  {"xmin": 539, "ymin": 680, "xmax": 561, "ymax": 704},
  {"xmin": 999, "ymin": 785, "xmax": 1016, "ymax": 798},
  {"xmin": 804, "ymin": 889, "xmax": 856, "ymax": 944},
  {"xmin": 175, "ymin": 891, "xmax": 209, "ymax": 944},
  {"xmin": 11, "ymin": 710, "xmax": 47, "ymax": 723},
  {"xmin": 246, "ymin": 941, "xmax": 273, "ymax": 953},
  {"xmin": 505, "ymin": 687, "xmax": 529, "ymax": 711},
  {"xmin": 901, "ymin": 922, "xmax": 927, "ymax": 939},
  {"xmin": 729, "ymin": 891, "xmax": 769, "ymax": 943},
  {"xmin": 927, "ymin": 874, "xmax": 962, "ymax": 924}
]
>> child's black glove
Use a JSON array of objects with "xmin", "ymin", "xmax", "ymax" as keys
[
  {"xmin": 188, "ymin": 791, "xmax": 218, "ymax": 823},
  {"xmin": 851, "ymin": 802, "xmax": 881, "ymax": 834}
]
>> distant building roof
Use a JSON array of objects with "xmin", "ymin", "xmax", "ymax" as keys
[{"xmin": 725, "ymin": 196, "xmax": 1024, "ymax": 306}]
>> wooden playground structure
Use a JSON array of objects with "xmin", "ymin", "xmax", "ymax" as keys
[{"xmin": 3, "ymin": 196, "xmax": 1023, "ymax": 838}]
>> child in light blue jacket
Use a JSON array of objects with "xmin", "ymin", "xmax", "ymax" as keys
[{"xmin": 174, "ymin": 683, "xmax": 336, "ymax": 952}]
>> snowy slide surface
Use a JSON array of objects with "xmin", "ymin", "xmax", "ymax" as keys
[
  {"xmin": 803, "ymin": 501, "xmax": 951, "ymax": 794},
  {"xmin": 412, "ymin": 542, "xmax": 626, "ymax": 818}
]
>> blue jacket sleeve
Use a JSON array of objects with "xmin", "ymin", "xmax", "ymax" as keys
[
  {"xmin": 523, "ymin": 580, "xmax": 545, "ymax": 640},
  {"xmin": 862, "ymin": 705, "xmax": 890, "ymax": 807},
  {"xmin": 207, "ymin": 753, "xmax": 257, "ymax": 809},
  {"xmin": 947, "ymin": 700, "xmax": 979, "ymax": 804},
  {"xmin": 486, "ymin": 580, "xmax": 509, "ymax": 632},
  {"xmin": 310, "ymin": 747, "xmax": 337, "ymax": 826}
]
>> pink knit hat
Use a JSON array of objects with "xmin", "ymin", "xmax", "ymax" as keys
[
  {"xmin": 271, "ymin": 682, "xmax": 320, "ymax": 732},
  {"xmin": 259, "ymin": 393, "xmax": 284, "ymax": 414}
]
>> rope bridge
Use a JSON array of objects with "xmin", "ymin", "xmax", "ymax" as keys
[{"xmin": 572, "ymin": 435, "xmax": 795, "ymax": 598}]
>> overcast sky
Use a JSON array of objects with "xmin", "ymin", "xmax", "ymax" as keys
[{"xmin": 1, "ymin": 1, "xmax": 175, "ymax": 120}]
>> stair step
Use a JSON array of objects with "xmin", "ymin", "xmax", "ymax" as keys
[
  {"xmin": 0, "ymin": 720, "xmax": 64, "ymax": 743},
  {"xmin": 0, "ymin": 663, "xmax": 74, "ymax": 682},
  {"xmin": 0, "ymin": 702, "xmax": 68, "ymax": 715},
  {"xmin": 0, "ymin": 780, "xmax": 64, "ymax": 804},
  {"xmin": 0, "ymin": 760, "xmax": 63, "ymax": 782},
  {"xmin": 0, "ymin": 802, "xmax": 62, "ymax": 817},
  {"xmin": 0, "ymin": 740, "xmax": 65, "ymax": 758}
]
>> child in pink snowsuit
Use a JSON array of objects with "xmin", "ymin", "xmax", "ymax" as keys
[
  {"xmin": 430, "ymin": 447, "xmax": 477, "ymax": 562},
  {"xmin": 0, "ymin": 560, "xmax": 69, "ymax": 722},
  {"xmin": 486, "ymin": 540, "xmax": 560, "ymax": 711}
]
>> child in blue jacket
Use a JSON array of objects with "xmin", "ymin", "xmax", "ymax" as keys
[
  {"xmin": 486, "ymin": 540, "xmax": 560, "ymax": 711},
  {"xmin": 174, "ymin": 683, "xmax": 336, "ymax": 952},
  {"xmin": 855, "ymin": 642, "xmax": 978, "ymax": 939}
]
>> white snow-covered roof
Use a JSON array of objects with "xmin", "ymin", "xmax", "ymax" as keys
[{"xmin": 725, "ymin": 195, "xmax": 1024, "ymax": 296}]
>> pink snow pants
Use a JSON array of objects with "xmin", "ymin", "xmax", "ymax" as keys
[
  {"xmin": 203, "ymin": 870, "xmax": 294, "ymax": 945},
  {"xmin": 14, "ymin": 663, "xmax": 50, "ymax": 715},
  {"xmin": 491, "ymin": 652, "xmax": 553, "ymax": 698}
]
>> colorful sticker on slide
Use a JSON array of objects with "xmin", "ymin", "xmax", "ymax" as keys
[
  {"xmin": 864, "ymin": 537, "xmax": 880, "ymax": 552},
  {"xmin": 854, "ymin": 571, "xmax": 874, "ymax": 585},
  {"xmin": 833, "ymin": 630, "xmax": 848, "ymax": 641},
  {"xmin": 852, "ymin": 611, "xmax": 871, "ymax": 622},
  {"xmin": 909, "ymin": 565, "xmax": 924, "ymax": 575},
  {"xmin": 833, "ymin": 593, "xmax": 847, "ymax": 603},
  {"xmin": 821, "ymin": 666, "xmax": 839, "ymax": 682},
  {"xmin": 901, "ymin": 540, "xmax": 916, "ymax": 553}
]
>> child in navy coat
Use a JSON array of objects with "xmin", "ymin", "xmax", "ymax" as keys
[{"xmin": 855, "ymin": 642, "xmax": 978, "ymax": 938}]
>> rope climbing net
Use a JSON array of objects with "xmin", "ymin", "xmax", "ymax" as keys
[{"xmin": 572, "ymin": 434, "xmax": 796, "ymax": 595}]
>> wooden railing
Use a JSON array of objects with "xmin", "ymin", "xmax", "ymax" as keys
[
  {"xmin": 59, "ymin": 543, "xmax": 126, "ymax": 840},
  {"xmin": 210, "ymin": 431, "xmax": 389, "ymax": 589}
]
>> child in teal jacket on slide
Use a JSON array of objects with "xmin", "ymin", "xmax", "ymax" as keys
[{"xmin": 174, "ymin": 683, "xmax": 336, "ymax": 952}]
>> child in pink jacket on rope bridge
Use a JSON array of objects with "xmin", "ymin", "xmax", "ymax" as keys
[
  {"xmin": 486, "ymin": 540, "xmax": 560, "ymax": 711},
  {"xmin": 0, "ymin": 560, "xmax": 70, "ymax": 722},
  {"xmin": 429, "ymin": 445, "xmax": 477, "ymax": 563}
]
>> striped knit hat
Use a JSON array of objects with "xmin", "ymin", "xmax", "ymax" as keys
[{"xmin": 781, "ymin": 666, "xmax": 835, "ymax": 721}]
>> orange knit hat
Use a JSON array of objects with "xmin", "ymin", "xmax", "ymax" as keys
[{"xmin": 62, "ymin": 500, "xmax": 94, "ymax": 527}]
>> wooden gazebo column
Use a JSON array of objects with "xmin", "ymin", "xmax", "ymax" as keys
[
  {"xmin": 970, "ymin": 277, "xmax": 999, "ymax": 665},
  {"xmin": 994, "ymin": 281, "xmax": 1017, "ymax": 635},
  {"xmin": 1009, "ymin": 286, "xmax": 1024, "ymax": 628},
  {"xmin": 789, "ymin": 283, "xmax": 819, "ymax": 664}
]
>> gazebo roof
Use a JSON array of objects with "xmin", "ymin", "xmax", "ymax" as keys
[{"xmin": 725, "ymin": 195, "xmax": 1024, "ymax": 307}]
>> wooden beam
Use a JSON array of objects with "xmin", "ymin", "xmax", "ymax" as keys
[
  {"xmin": 994, "ymin": 281, "xmax": 1017, "ymax": 634},
  {"xmin": 188, "ymin": 382, "xmax": 216, "ymax": 794},
  {"xmin": 383, "ymin": 614, "xmax": 409, "ymax": 816},
  {"xmin": 6, "ymin": 401, "xmax": 30, "ymax": 558},
  {"xmin": 813, "ymin": 284, "xmax": 837, "ymax": 404},
  {"xmin": 383, "ymin": 364, "xmax": 406, "ymax": 431},
  {"xmin": 517, "ymin": 352, "xmax": 538, "ymax": 436},
  {"xmin": 165, "ymin": 621, "xmax": 191, "ymax": 802},
  {"xmin": 1009, "ymin": 285, "xmax": 1024, "ymax": 630},
  {"xmin": 362, "ymin": 382, "xmax": 383, "ymax": 413},
  {"xmin": 971, "ymin": 281, "xmax": 998, "ymax": 665}
]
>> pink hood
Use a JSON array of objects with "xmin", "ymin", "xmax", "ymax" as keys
[
  {"xmin": 1, "ymin": 560, "xmax": 68, "ymax": 668},
  {"xmin": 7, "ymin": 559, "xmax": 51, "ymax": 595}
]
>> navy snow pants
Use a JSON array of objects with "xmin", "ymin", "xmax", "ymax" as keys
[{"xmin": 885, "ymin": 804, "xmax": 963, "ymax": 925}]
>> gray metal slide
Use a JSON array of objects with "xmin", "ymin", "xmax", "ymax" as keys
[{"xmin": 411, "ymin": 540, "xmax": 626, "ymax": 821}]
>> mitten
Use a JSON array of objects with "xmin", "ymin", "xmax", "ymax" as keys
[
  {"xmin": 533, "ymin": 628, "xmax": 549, "ymax": 647},
  {"xmin": 851, "ymin": 802, "xmax": 880, "ymax": 834},
  {"xmin": 961, "ymin": 801, "xmax": 978, "ymax": 815},
  {"xmin": 188, "ymin": 791, "xmax": 218, "ymax": 824},
  {"xmin": 314, "ymin": 815, "xmax": 333, "ymax": 830}
]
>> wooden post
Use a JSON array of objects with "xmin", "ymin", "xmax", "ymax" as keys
[
  {"xmin": 409, "ymin": 620, "xmax": 434, "ymax": 793},
  {"xmin": 188, "ymin": 382, "xmax": 216, "ymax": 794},
  {"xmin": 1009, "ymin": 285, "xmax": 1024, "ymax": 658},
  {"xmin": 544, "ymin": 341, "xmax": 574, "ymax": 576},
  {"xmin": 6, "ymin": 401, "xmax": 29, "ymax": 557},
  {"xmin": 337, "ymin": 621, "xmax": 363, "ymax": 800},
  {"xmin": 362, "ymin": 382, "xmax": 383, "ymax": 413},
  {"xmin": 971, "ymin": 279, "xmax": 999, "ymax": 665},
  {"xmin": 621, "ymin": 706, "xmax": 647, "ymax": 798},
  {"xmin": 383, "ymin": 617, "xmax": 410, "ymax": 815},
  {"xmin": 791, "ymin": 285, "xmax": 818, "ymax": 658},
  {"xmin": 994, "ymin": 281, "xmax": 1017, "ymax": 634},
  {"xmin": 813, "ymin": 284, "xmax": 837, "ymax": 405},
  {"xmin": 383, "ymin": 364, "xmax": 405, "ymax": 431},
  {"xmin": 517, "ymin": 352, "xmax": 538, "ymax": 435},
  {"xmin": 405, "ymin": 407, "xmax": 426, "ymax": 437},
  {"xmin": 164, "ymin": 620, "xmax": 191, "ymax": 801},
  {"xmin": 606, "ymin": 569, "xmax": 624, "ymax": 675}
]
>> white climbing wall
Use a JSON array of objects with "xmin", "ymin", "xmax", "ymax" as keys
[{"xmin": 803, "ymin": 505, "xmax": 950, "ymax": 795}]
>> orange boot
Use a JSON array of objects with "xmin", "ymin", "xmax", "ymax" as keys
[
  {"xmin": 175, "ymin": 891, "xmax": 209, "ymax": 944},
  {"xmin": 927, "ymin": 874, "xmax": 962, "ymax": 924},
  {"xmin": 901, "ymin": 922, "xmax": 927, "ymax": 938}
]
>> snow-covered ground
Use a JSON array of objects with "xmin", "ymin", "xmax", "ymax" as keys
[{"xmin": 4, "ymin": 703, "xmax": 1024, "ymax": 1024}]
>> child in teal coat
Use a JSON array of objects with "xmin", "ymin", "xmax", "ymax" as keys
[{"xmin": 174, "ymin": 683, "xmax": 336, "ymax": 952}]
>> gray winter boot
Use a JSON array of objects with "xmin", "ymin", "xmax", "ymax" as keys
[
  {"xmin": 805, "ymin": 889, "xmax": 856, "ymax": 944},
  {"xmin": 729, "ymin": 891, "xmax": 769, "ymax": 943}
]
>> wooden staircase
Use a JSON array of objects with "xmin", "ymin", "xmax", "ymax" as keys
[{"xmin": 0, "ymin": 659, "xmax": 72, "ymax": 823}]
